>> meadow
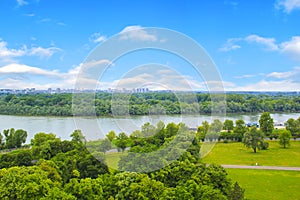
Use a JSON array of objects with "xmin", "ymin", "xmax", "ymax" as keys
[
  {"xmin": 203, "ymin": 141, "xmax": 300, "ymax": 200},
  {"xmin": 227, "ymin": 169, "xmax": 300, "ymax": 200},
  {"xmin": 202, "ymin": 141, "xmax": 300, "ymax": 167}
]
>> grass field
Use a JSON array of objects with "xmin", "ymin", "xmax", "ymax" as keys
[
  {"xmin": 226, "ymin": 169, "xmax": 300, "ymax": 200},
  {"xmin": 103, "ymin": 142, "xmax": 300, "ymax": 199},
  {"xmin": 202, "ymin": 141, "xmax": 300, "ymax": 167},
  {"xmin": 105, "ymin": 151, "xmax": 127, "ymax": 171}
]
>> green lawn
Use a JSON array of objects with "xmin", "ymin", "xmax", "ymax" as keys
[
  {"xmin": 227, "ymin": 169, "xmax": 300, "ymax": 200},
  {"xmin": 202, "ymin": 141, "xmax": 300, "ymax": 167},
  {"xmin": 105, "ymin": 151, "xmax": 127, "ymax": 171}
]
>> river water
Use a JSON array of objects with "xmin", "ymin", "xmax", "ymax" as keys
[{"xmin": 0, "ymin": 113, "xmax": 298, "ymax": 142}]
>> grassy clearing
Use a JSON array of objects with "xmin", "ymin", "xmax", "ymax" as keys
[
  {"xmin": 226, "ymin": 168, "xmax": 300, "ymax": 200},
  {"xmin": 105, "ymin": 151, "xmax": 127, "ymax": 171},
  {"xmin": 202, "ymin": 141, "xmax": 300, "ymax": 167}
]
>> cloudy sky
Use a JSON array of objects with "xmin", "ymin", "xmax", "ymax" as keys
[{"xmin": 0, "ymin": 0, "xmax": 300, "ymax": 91}]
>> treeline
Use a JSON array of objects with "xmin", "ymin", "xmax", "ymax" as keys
[
  {"xmin": 0, "ymin": 124, "xmax": 245, "ymax": 200},
  {"xmin": 0, "ymin": 92, "xmax": 299, "ymax": 116}
]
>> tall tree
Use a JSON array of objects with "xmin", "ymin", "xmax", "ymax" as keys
[
  {"xmin": 229, "ymin": 182, "xmax": 245, "ymax": 200},
  {"xmin": 70, "ymin": 130, "xmax": 86, "ymax": 144},
  {"xmin": 279, "ymin": 129, "xmax": 292, "ymax": 148},
  {"xmin": 115, "ymin": 132, "xmax": 128, "ymax": 152},
  {"xmin": 3, "ymin": 128, "xmax": 27, "ymax": 149},
  {"xmin": 285, "ymin": 118, "xmax": 300, "ymax": 140},
  {"xmin": 234, "ymin": 119, "xmax": 247, "ymax": 142},
  {"xmin": 223, "ymin": 119, "xmax": 234, "ymax": 133},
  {"xmin": 202, "ymin": 121, "xmax": 210, "ymax": 134},
  {"xmin": 210, "ymin": 119, "xmax": 223, "ymax": 133},
  {"xmin": 243, "ymin": 127, "xmax": 264, "ymax": 153},
  {"xmin": 259, "ymin": 112, "xmax": 274, "ymax": 136}
]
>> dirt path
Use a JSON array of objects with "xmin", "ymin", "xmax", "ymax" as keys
[{"xmin": 221, "ymin": 164, "xmax": 300, "ymax": 171}]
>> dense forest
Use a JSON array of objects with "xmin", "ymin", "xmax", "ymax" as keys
[
  {"xmin": 0, "ymin": 123, "xmax": 244, "ymax": 200},
  {"xmin": 0, "ymin": 92, "xmax": 299, "ymax": 116}
]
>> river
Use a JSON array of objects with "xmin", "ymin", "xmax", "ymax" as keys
[{"xmin": 0, "ymin": 113, "xmax": 299, "ymax": 143}]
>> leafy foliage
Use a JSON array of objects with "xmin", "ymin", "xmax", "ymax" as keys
[
  {"xmin": 278, "ymin": 129, "xmax": 292, "ymax": 148},
  {"xmin": 0, "ymin": 93, "xmax": 300, "ymax": 116},
  {"xmin": 259, "ymin": 112, "xmax": 274, "ymax": 137},
  {"xmin": 0, "ymin": 121, "xmax": 246, "ymax": 199},
  {"xmin": 243, "ymin": 127, "xmax": 265, "ymax": 153}
]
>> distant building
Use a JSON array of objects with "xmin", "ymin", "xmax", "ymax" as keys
[{"xmin": 246, "ymin": 122, "xmax": 259, "ymax": 128}]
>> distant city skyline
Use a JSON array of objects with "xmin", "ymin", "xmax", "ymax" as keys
[{"xmin": 0, "ymin": 0, "xmax": 300, "ymax": 91}]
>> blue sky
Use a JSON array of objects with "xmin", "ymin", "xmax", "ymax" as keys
[{"xmin": 0, "ymin": 0, "xmax": 300, "ymax": 91}]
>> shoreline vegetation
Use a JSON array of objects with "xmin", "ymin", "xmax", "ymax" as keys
[
  {"xmin": 0, "ymin": 92, "xmax": 299, "ymax": 116},
  {"xmin": 0, "ymin": 113, "xmax": 299, "ymax": 199}
]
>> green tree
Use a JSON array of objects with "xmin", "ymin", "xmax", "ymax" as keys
[
  {"xmin": 141, "ymin": 122, "xmax": 156, "ymax": 137},
  {"xmin": 0, "ymin": 132, "xmax": 4, "ymax": 149},
  {"xmin": 197, "ymin": 121, "xmax": 210, "ymax": 142},
  {"xmin": 229, "ymin": 182, "xmax": 244, "ymax": 200},
  {"xmin": 3, "ymin": 128, "xmax": 27, "ymax": 149},
  {"xmin": 285, "ymin": 118, "xmax": 300, "ymax": 140},
  {"xmin": 106, "ymin": 130, "xmax": 116, "ymax": 141},
  {"xmin": 64, "ymin": 178, "xmax": 104, "ymax": 199},
  {"xmin": 233, "ymin": 119, "xmax": 247, "ymax": 142},
  {"xmin": 197, "ymin": 126, "xmax": 206, "ymax": 142},
  {"xmin": 223, "ymin": 119, "xmax": 234, "ymax": 133},
  {"xmin": 259, "ymin": 112, "xmax": 274, "ymax": 137},
  {"xmin": 115, "ymin": 132, "xmax": 128, "ymax": 152},
  {"xmin": 243, "ymin": 127, "xmax": 264, "ymax": 153},
  {"xmin": 279, "ymin": 129, "xmax": 292, "ymax": 148},
  {"xmin": 70, "ymin": 129, "xmax": 86, "ymax": 144},
  {"xmin": 31, "ymin": 132, "xmax": 57, "ymax": 147},
  {"xmin": 114, "ymin": 173, "xmax": 166, "ymax": 199},
  {"xmin": 202, "ymin": 121, "xmax": 210, "ymax": 134},
  {"xmin": 99, "ymin": 138, "xmax": 112, "ymax": 152},
  {"xmin": 210, "ymin": 119, "xmax": 223, "ymax": 133},
  {"xmin": 165, "ymin": 122, "xmax": 179, "ymax": 138},
  {"xmin": 0, "ymin": 166, "xmax": 62, "ymax": 199}
]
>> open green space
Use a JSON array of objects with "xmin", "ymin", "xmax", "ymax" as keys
[
  {"xmin": 202, "ymin": 141, "xmax": 300, "ymax": 167},
  {"xmin": 226, "ymin": 168, "xmax": 300, "ymax": 200},
  {"xmin": 105, "ymin": 151, "xmax": 127, "ymax": 171}
]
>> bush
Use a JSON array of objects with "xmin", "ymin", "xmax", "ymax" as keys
[{"xmin": 260, "ymin": 141, "xmax": 269, "ymax": 150}]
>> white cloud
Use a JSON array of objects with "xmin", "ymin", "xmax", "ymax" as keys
[
  {"xmin": 276, "ymin": 0, "xmax": 300, "ymax": 13},
  {"xmin": 219, "ymin": 38, "xmax": 242, "ymax": 52},
  {"xmin": 17, "ymin": 0, "xmax": 28, "ymax": 6},
  {"xmin": 220, "ymin": 35, "xmax": 279, "ymax": 52},
  {"xmin": 24, "ymin": 13, "xmax": 35, "ymax": 17},
  {"xmin": 1, "ymin": 62, "xmax": 299, "ymax": 92},
  {"xmin": 119, "ymin": 25, "xmax": 157, "ymax": 42},
  {"xmin": 221, "ymin": 34, "xmax": 300, "ymax": 60},
  {"xmin": 245, "ymin": 35, "xmax": 279, "ymax": 51},
  {"xmin": 57, "ymin": 22, "xmax": 66, "ymax": 26},
  {"xmin": 38, "ymin": 18, "xmax": 51, "ymax": 23},
  {"xmin": 228, "ymin": 67, "xmax": 300, "ymax": 91},
  {"xmin": 0, "ymin": 63, "xmax": 78, "ymax": 89},
  {"xmin": 0, "ymin": 39, "xmax": 26, "ymax": 58},
  {"xmin": 280, "ymin": 36, "xmax": 300, "ymax": 60},
  {"xmin": 28, "ymin": 47, "xmax": 61, "ymax": 58},
  {"xmin": 234, "ymin": 74, "xmax": 256, "ymax": 79},
  {"xmin": 0, "ymin": 39, "xmax": 61, "ymax": 62},
  {"xmin": 228, "ymin": 79, "xmax": 300, "ymax": 91},
  {"xmin": 0, "ymin": 63, "xmax": 60, "ymax": 77},
  {"xmin": 90, "ymin": 33, "xmax": 107, "ymax": 43},
  {"xmin": 0, "ymin": 60, "xmax": 116, "ymax": 89},
  {"xmin": 267, "ymin": 66, "xmax": 300, "ymax": 79},
  {"xmin": 267, "ymin": 71, "xmax": 294, "ymax": 79}
]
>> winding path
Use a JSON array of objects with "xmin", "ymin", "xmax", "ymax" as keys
[{"xmin": 221, "ymin": 164, "xmax": 300, "ymax": 171}]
